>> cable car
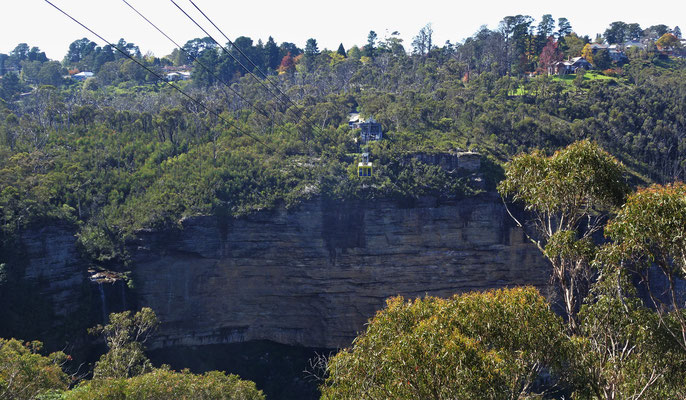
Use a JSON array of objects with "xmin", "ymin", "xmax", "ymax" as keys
[
  {"xmin": 358, "ymin": 161, "xmax": 373, "ymax": 177},
  {"xmin": 357, "ymin": 151, "xmax": 372, "ymax": 177}
]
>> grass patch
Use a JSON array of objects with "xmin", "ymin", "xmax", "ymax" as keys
[{"xmin": 552, "ymin": 72, "xmax": 618, "ymax": 85}]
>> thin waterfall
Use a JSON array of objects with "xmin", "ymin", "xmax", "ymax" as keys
[{"xmin": 98, "ymin": 282, "xmax": 108, "ymax": 323}]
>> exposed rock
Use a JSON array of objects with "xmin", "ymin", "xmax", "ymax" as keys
[
  {"xmin": 410, "ymin": 151, "xmax": 481, "ymax": 172},
  {"xmin": 457, "ymin": 151, "xmax": 482, "ymax": 171},
  {"xmin": 13, "ymin": 193, "xmax": 551, "ymax": 351},
  {"xmin": 129, "ymin": 193, "xmax": 550, "ymax": 350},
  {"xmin": 21, "ymin": 224, "xmax": 87, "ymax": 318}
]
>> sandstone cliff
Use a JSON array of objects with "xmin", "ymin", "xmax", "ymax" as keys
[
  {"xmin": 127, "ymin": 193, "xmax": 550, "ymax": 350},
  {"xmin": 20, "ymin": 223, "xmax": 86, "ymax": 319},
  {"xmin": 9, "ymin": 193, "xmax": 551, "ymax": 350}
]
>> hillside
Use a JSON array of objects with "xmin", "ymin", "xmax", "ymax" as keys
[{"xmin": 1, "ymin": 15, "xmax": 686, "ymax": 400}]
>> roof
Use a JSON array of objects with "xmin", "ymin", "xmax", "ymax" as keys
[
  {"xmin": 350, "ymin": 113, "xmax": 381, "ymax": 126},
  {"xmin": 624, "ymin": 41, "xmax": 646, "ymax": 49},
  {"xmin": 73, "ymin": 71, "xmax": 94, "ymax": 77},
  {"xmin": 570, "ymin": 57, "xmax": 590, "ymax": 64}
]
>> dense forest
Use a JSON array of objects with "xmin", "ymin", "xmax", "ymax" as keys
[{"xmin": 1, "ymin": 12, "xmax": 686, "ymax": 399}]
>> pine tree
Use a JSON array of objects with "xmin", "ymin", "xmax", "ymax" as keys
[{"xmin": 336, "ymin": 43, "xmax": 346, "ymax": 57}]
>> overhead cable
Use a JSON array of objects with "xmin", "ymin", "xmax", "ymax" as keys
[
  {"xmin": 170, "ymin": 0, "xmax": 319, "ymax": 136},
  {"xmin": 121, "ymin": 0, "xmax": 271, "ymax": 120},
  {"xmin": 43, "ymin": 0, "xmax": 275, "ymax": 152}
]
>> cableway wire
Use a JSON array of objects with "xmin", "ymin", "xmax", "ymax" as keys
[
  {"xmin": 43, "ymin": 0, "xmax": 275, "ymax": 153},
  {"xmin": 186, "ymin": 0, "xmax": 306, "ymax": 117},
  {"xmin": 170, "ymin": 0, "xmax": 322, "ymax": 137},
  {"xmin": 121, "ymin": 0, "xmax": 272, "ymax": 120},
  {"xmin": 168, "ymin": 0, "xmax": 285, "ymax": 111}
]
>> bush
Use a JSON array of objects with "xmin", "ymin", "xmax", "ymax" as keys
[
  {"xmin": 65, "ymin": 368, "xmax": 264, "ymax": 400},
  {"xmin": 0, "ymin": 338, "xmax": 69, "ymax": 400}
]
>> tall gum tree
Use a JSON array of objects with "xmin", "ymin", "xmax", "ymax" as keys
[
  {"xmin": 498, "ymin": 140, "xmax": 629, "ymax": 331},
  {"xmin": 603, "ymin": 182, "xmax": 686, "ymax": 351}
]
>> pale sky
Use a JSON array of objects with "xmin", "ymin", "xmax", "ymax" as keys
[{"xmin": 2, "ymin": 0, "xmax": 685, "ymax": 60}]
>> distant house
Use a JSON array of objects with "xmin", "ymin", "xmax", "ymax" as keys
[
  {"xmin": 623, "ymin": 40, "xmax": 646, "ymax": 50},
  {"xmin": 555, "ymin": 61, "xmax": 569, "ymax": 75},
  {"xmin": 348, "ymin": 112, "xmax": 361, "ymax": 128},
  {"xmin": 556, "ymin": 57, "xmax": 592, "ymax": 74},
  {"xmin": 589, "ymin": 43, "xmax": 608, "ymax": 52},
  {"xmin": 167, "ymin": 71, "xmax": 192, "ymax": 81},
  {"xmin": 679, "ymin": 39, "xmax": 686, "ymax": 58},
  {"xmin": 72, "ymin": 71, "xmax": 94, "ymax": 81},
  {"xmin": 349, "ymin": 113, "xmax": 383, "ymax": 141},
  {"xmin": 571, "ymin": 57, "xmax": 592, "ymax": 70},
  {"xmin": 608, "ymin": 49, "xmax": 628, "ymax": 63}
]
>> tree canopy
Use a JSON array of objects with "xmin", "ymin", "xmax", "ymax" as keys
[
  {"xmin": 321, "ymin": 287, "xmax": 566, "ymax": 400},
  {"xmin": 498, "ymin": 140, "xmax": 629, "ymax": 330}
]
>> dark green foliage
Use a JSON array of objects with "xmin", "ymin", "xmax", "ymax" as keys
[
  {"xmin": 593, "ymin": 49, "xmax": 612, "ymax": 70},
  {"xmin": 603, "ymin": 183, "xmax": 686, "ymax": 354},
  {"xmin": 0, "ymin": 39, "xmax": 684, "ymax": 272},
  {"xmin": 336, "ymin": 43, "xmax": 346, "ymax": 58},
  {"xmin": 0, "ymin": 73, "xmax": 24, "ymax": 101},
  {"xmin": 499, "ymin": 140, "xmax": 629, "ymax": 331},
  {"xmin": 321, "ymin": 287, "xmax": 567, "ymax": 399},
  {"xmin": 0, "ymin": 338, "xmax": 69, "ymax": 400},
  {"xmin": 60, "ymin": 309, "xmax": 264, "ymax": 399},
  {"xmin": 570, "ymin": 266, "xmax": 686, "ymax": 399},
  {"xmin": 0, "ymin": 26, "xmax": 684, "ymax": 332},
  {"xmin": 64, "ymin": 368, "xmax": 265, "ymax": 400},
  {"xmin": 304, "ymin": 38, "xmax": 319, "ymax": 56},
  {"xmin": 89, "ymin": 308, "xmax": 158, "ymax": 379},
  {"xmin": 0, "ymin": 21, "xmax": 682, "ymax": 400}
]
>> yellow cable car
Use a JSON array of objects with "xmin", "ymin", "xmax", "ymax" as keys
[{"xmin": 358, "ymin": 161, "xmax": 373, "ymax": 177}]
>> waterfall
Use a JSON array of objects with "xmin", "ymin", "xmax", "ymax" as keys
[{"xmin": 98, "ymin": 283, "xmax": 108, "ymax": 323}]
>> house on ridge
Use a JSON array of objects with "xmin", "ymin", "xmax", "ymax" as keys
[
  {"xmin": 72, "ymin": 71, "xmax": 94, "ymax": 81},
  {"xmin": 555, "ymin": 57, "xmax": 592, "ymax": 75}
]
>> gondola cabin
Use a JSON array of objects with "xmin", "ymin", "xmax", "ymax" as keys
[{"xmin": 358, "ymin": 161, "xmax": 373, "ymax": 177}]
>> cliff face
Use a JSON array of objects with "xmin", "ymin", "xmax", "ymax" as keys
[
  {"xmin": 129, "ymin": 194, "xmax": 550, "ymax": 350},
  {"xmin": 20, "ymin": 224, "xmax": 87, "ymax": 319},
  {"xmin": 10, "ymin": 194, "xmax": 551, "ymax": 350},
  {"xmin": 0, "ymin": 223, "xmax": 92, "ymax": 347}
]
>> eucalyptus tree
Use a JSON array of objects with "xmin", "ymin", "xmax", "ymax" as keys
[
  {"xmin": 321, "ymin": 287, "xmax": 567, "ymax": 400},
  {"xmin": 603, "ymin": 182, "xmax": 686, "ymax": 352},
  {"xmin": 498, "ymin": 140, "xmax": 629, "ymax": 331}
]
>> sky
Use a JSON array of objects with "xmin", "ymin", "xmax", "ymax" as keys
[{"xmin": 2, "ymin": 0, "xmax": 685, "ymax": 60}]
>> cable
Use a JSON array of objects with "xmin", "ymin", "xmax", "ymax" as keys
[
  {"xmin": 43, "ymin": 0, "xmax": 274, "ymax": 152},
  {"xmin": 170, "ymin": 0, "xmax": 320, "ymax": 137},
  {"xmin": 121, "ymin": 0, "xmax": 271, "ymax": 120},
  {"xmin": 185, "ymin": 0, "xmax": 320, "ymax": 135},
  {"xmin": 169, "ymin": 0, "xmax": 285, "ymax": 110},
  {"xmin": 187, "ymin": 0, "xmax": 301, "ymax": 112},
  {"xmin": 184, "ymin": 0, "xmax": 327, "ymax": 139}
]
